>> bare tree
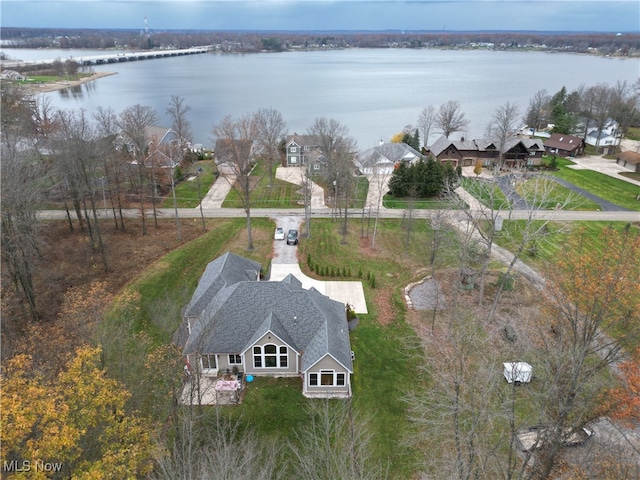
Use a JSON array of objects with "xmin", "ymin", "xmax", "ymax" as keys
[
  {"xmin": 1, "ymin": 132, "xmax": 42, "ymax": 322},
  {"xmin": 94, "ymin": 106, "xmax": 127, "ymax": 230},
  {"xmin": 254, "ymin": 107, "xmax": 287, "ymax": 187},
  {"xmin": 307, "ymin": 117, "xmax": 357, "ymax": 243},
  {"xmin": 213, "ymin": 113, "xmax": 259, "ymax": 250},
  {"xmin": 118, "ymin": 104, "xmax": 159, "ymax": 235},
  {"xmin": 584, "ymin": 83, "xmax": 615, "ymax": 153},
  {"xmin": 610, "ymin": 80, "xmax": 640, "ymax": 151},
  {"xmin": 435, "ymin": 100, "xmax": 470, "ymax": 139},
  {"xmin": 52, "ymin": 109, "xmax": 108, "ymax": 271},
  {"xmin": 166, "ymin": 94, "xmax": 192, "ymax": 145},
  {"xmin": 486, "ymin": 101, "xmax": 520, "ymax": 170},
  {"xmin": 417, "ymin": 105, "xmax": 436, "ymax": 148},
  {"xmin": 289, "ymin": 399, "xmax": 383, "ymax": 480},
  {"xmin": 524, "ymin": 89, "xmax": 551, "ymax": 136}
]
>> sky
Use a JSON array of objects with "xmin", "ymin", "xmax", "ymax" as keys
[{"xmin": 1, "ymin": 0, "xmax": 639, "ymax": 33}]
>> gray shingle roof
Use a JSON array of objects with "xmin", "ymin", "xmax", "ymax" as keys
[
  {"xmin": 184, "ymin": 252, "xmax": 261, "ymax": 318},
  {"xmin": 182, "ymin": 255, "xmax": 352, "ymax": 373}
]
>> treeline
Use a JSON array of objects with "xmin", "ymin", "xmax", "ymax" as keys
[{"xmin": 2, "ymin": 27, "xmax": 639, "ymax": 56}]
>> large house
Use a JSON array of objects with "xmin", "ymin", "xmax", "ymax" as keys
[
  {"xmin": 543, "ymin": 133, "xmax": 586, "ymax": 157},
  {"xmin": 425, "ymin": 135, "xmax": 545, "ymax": 169},
  {"xmin": 285, "ymin": 134, "xmax": 326, "ymax": 171},
  {"xmin": 176, "ymin": 252, "xmax": 354, "ymax": 399},
  {"xmin": 356, "ymin": 141, "xmax": 423, "ymax": 175}
]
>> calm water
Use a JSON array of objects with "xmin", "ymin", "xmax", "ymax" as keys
[{"xmin": 10, "ymin": 48, "xmax": 640, "ymax": 148}]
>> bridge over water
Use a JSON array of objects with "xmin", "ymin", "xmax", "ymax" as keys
[{"xmin": 1, "ymin": 46, "xmax": 212, "ymax": 69}]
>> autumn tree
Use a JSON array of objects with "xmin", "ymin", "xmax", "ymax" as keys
[
  {"xmin": 609, "ymin": 347, "xmax": 640, "ymax": 427},
  {"xmin": 528, "ymin": 226, "xmax": 640, "ymax": 479},
  {"xmin": 435, "ymin": 100, "xmax": 469, "ymax": 139},
  {"xmin": 1, "ymin": 346, "xmax": 154, "ymax": 478}
]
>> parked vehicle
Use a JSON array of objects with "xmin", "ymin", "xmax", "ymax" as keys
[
  {"xmin": 286, "ymin": 229, "xmax": 299, "ymax": 245},
  {"xmin": 274, "ymin": 227, "xmax": 285, "ymax": 240}
]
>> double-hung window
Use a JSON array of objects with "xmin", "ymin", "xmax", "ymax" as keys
[{"xmin": 228, "ymin": 354, "xmax": 241, "ymax": 364}]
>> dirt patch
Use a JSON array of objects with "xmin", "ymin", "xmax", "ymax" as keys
[{"xmin": 1, "ymin": 218, "xmax": 210, "ymax": 363}]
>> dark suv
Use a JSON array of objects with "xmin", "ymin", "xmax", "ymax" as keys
[{"xmin": 286, "ymin": 229, "xmax": 299, "ymax": 245}]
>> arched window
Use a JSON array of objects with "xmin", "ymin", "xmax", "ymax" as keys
[{"xmin": 253, "ymin": 344, "xmax": 288, "ymax": 368}]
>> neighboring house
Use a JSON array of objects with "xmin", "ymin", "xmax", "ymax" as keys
[
  {"xmin": 306, "ymin": 148, "xmax": 328, "ymax": 174},
  {"xmin": 1, "ymin": 70, "xmax": 25, "ymax": 81},
  {"xmin": 543, "ymin": 133, "xmax": 586, "ymax": 157},
  {"xmin": 176, "ymin": 252, "xmax": 354, "ymax": 399},
  {"xmin": 116, "ymin": 125, "xmax": 186, "ymax": 169},
  {"xmin": 616, "ymin": 150, "xmax": 640, "ymax": 172},
  {"xmin": 213, "ymin": 138, "xmax": 254, "ymax": 166},
  {"xmin": 425, "ymin": 135, "xmax": 544, "ymax": 168},
  {"xmin": 585, "ymin": 130, "xmax": 617, "ymax": 149},
  {"xmin": 356, "ymin": 141, "xmax": 423, "ymax": 175},
  {"xmin": 285, "ymin": 134, "xmax": 322, "ymax": 167}
]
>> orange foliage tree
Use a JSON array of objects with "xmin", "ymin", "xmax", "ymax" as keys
[
  {"xmin": 609, "ymin": 347, "xmax": 640, "ymax": 427},
  {"xmin": 1, "ymin": 346, "xmax": 154, "ymax": 478},
  {"xmin": 531, "ymin": 225, "xmax": 640, "ymax": 479}
]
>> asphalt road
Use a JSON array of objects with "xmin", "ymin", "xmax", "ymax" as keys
[{"xmin": 36, "ymin": 206, "xmax": 640, "ymax": 223}]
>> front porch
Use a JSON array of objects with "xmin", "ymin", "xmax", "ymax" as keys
[{"xmin": 179, "ymin": 374, "xmax": 243, "ymax": 406}]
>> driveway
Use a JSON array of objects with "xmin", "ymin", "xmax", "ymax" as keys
[{"xmin": 269, "ymin": 215, "xmax": 368, "ymax": 314}]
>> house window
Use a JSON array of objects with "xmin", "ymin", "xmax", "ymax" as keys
[
  {"xmin": 253, "ymin": 346, "xmax": 262, "ymax": 368},
  {"xmin": 321, "ymin": 370, "xmax": 334, "ymax": 386},
  {"xmin": 337, "ymin": 373, "xmax": 345, "ymax": 386},
  {"xmin": 290, "ymin": 156, "xmax": 298, "ymax": 164},
  {"xmin": 313, "ymin": 164, "xmax": 320, "ymax": 170},
  {"xmin": 253, "ymin": 344, "xmax": 287, "ymax": 368},
  {"xmin": 290, "ymin": 147, "xmax": 297, "ymax": 152},
  {"xmin": 200, "ymin": 354, "xmax": 216, "ymax": 371},
  {"xmin": 228, "ymin": 354, "xmax": 241, "ymax": 364},
  {"xmin": 309, "ymin": 373, "xmax": 318, "ymax": 386},
  {"xmin": 265, "ymin": 344, "xmax": 277, "ymax": 367}
]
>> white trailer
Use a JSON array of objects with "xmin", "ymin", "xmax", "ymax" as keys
[{"xmin": 503, "ymin": 361, "xmax": 532, "ymax": 384}]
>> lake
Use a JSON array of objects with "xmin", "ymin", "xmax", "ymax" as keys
[{"xmin": 9, "ymin": 47, "xmax": 640, "ymax": 148}]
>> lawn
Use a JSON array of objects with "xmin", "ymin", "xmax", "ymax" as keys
[
  {"xmin": 161, "ymin": 160, "xmax": 217, "ymax": 208},
  {"xmin": 546, "ymin": 156, "xmax": 640, "ymax": 211},
  {"xmin": 222, "ymin": 162, "xmax": 305, "ymax": 208},
  {"xmin": 514, "ymin": 176, "xmax": 600, "ymax": 210}
]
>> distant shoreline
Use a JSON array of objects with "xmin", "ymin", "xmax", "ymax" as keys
[{"xmin": 23, "ymin": 71, "xmax": 116, "ymax": 94}]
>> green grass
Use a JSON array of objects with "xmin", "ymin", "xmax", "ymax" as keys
[
  {"xmin": 545, "ymin": 156, "xmax": 640, "ymax": 211},
  {"xmin": 493, "ymin": 220, "xmax": 639, "ymax": 270},
  {"xmin": 515, "ymin": 176, "xmax": 600, "ymax": 210},
  {"xmin": 462, "ymin": 177, "xmax": 511, "ymax": 209},
  {"xmin": 382, "ymin": 195, "xmax": 461, "ymax": 209},
  {"xmin": 161, "ymin": 160, "xmax": 217, "ymax": 208},
  {"xmin": 222, "ymin": 162, "xmax": 304, "ymax": 208}
]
